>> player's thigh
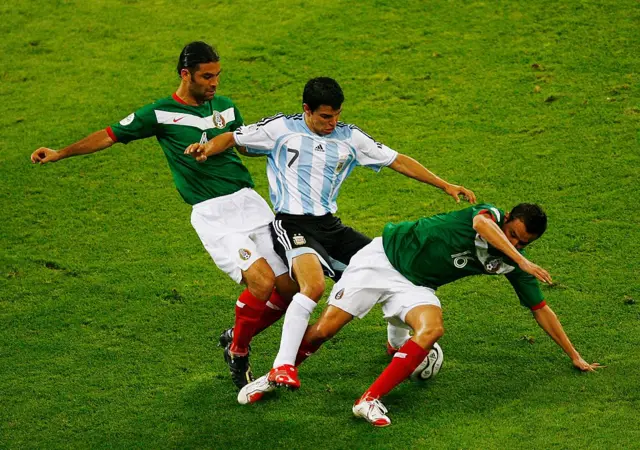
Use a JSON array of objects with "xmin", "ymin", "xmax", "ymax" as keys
[
  {"xmin": 241, "ymin": 257, "xmax": 276, "ymax": 299},
  {"xmin": 251, "ymin": 224, "xmax": 289, "ymax": 279},
  {"xmin": 193, "ymin": 229, "xmax": 265, "ymax": 284},
  {"xmin": 291, "ymin": 253, "xmax": 326, "ymax": 297},
  {"xmin": 271, "ymin": 218, "xmax": 336, "ymax": 278},
  {"xmin": 327, "ymin": 264, "xmax": 387, "ymax": 320},
  {"xmin": 382, "ymin": 288, "xmax": 443, "ymax": 342}
]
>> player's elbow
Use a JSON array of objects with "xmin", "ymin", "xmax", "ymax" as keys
[{"xmin": 472, "ymin": 215, "xmax": 489, "ymax": 232}]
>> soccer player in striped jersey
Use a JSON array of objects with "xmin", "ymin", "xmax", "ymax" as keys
[
  {"xmin": 30, "ymin": 42, "xmax": 297, "ymax": 390},
  {"xmin": 185, "ymin": 77, "xmax": 476, "ymax": 390},
  {"xmin": 239, "ymin": 203, "xmax": 602, "ymax": 426}
]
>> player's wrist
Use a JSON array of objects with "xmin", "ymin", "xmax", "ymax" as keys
[{"xmin": 441, "ymin": 181, "xmax": 454, "ymax": 192}]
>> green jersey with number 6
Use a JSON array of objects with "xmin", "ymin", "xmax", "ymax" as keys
[
  {"xmin": 107, "ymin": 93, "xmax": 253, "ymax": 205},
  {"xmin": 382, "ymin": 204, "xmax": 545, "ymax": 309}
]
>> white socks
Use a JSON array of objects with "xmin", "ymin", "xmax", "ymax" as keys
[{"xmin": 272, "ymin": 293, "xmax": 317, "ymax": 368}]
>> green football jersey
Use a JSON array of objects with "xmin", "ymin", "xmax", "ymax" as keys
[
  {"xmin": 382, "ymin": 204, "xmax": 545, "ymax": 309},
  {"xmin": 108, "ymin": 93, "xmax": 253, "ymax": 205}
]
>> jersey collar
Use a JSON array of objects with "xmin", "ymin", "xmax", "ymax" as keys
[{"xmin": 172, "ymin": 92, "xmax": 189, "ymax": 105}]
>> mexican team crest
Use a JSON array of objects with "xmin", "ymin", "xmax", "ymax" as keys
[
  {"xmin": 484, "ymin": 258, "xmax": 503, "ymax": 273},
  {"xmin": 213, "ymin": 111, "xmax": 226, "ymax": 129},
  {"xmin": 239, "ymin": 248, "xmax": 251, "ymax": 261}
]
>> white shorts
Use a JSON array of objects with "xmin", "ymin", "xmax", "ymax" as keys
[
  {"xmin": 327, "ymin": 237, "xmax": 441, "ymax": 325},
  {"xmin": 190, "ymin": 188, "xmax": 288, "ymax": 284}
]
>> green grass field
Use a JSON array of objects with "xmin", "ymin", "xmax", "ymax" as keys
[{"xmin": 2, "ymin": 0, "xmax": 639, "ymax": 448}]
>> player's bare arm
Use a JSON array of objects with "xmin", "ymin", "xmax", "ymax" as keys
[
  {"xmin": 388, "ymin": 153, "xmax": 476, "ymax": 203},
  {"xmin": 532, "ymin": 305, "xmax": 603, "ymax": 372},
  {"xmin": 184, "ymin": 131, "xmax": 236, "ymax": 162},
  {"xmin": 472, "ymin": 213, "xmax": 552, "ymax": 284},
  {"xmin": 30, "ymin": 129, "xmax": 115, "ymax": 165}
]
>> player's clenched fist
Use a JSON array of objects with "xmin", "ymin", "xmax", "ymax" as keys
[
  {"xmin": 31, "ymin": 147, "xmax": 61, "ymax": 164},
  {"xmin": 184, "ymin": 143, "xmax": 208, "ymax": 162}
]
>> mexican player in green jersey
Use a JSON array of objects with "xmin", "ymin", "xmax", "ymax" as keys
[
  {"xmin": 237, "ymin": 203, "xmax": 602, "ymax": 426},
  {"xmin": 30, "ymin": 41, "xmax": 297, "ymax": 390}
]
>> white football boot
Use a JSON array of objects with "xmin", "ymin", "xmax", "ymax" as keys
[
  {"xmin": 237, "ymin": 374, "xmax": 276, "ymax": 405},
  {"xmin": 352, "ymin": 397, "xmax": 391, "ymax": 427}
]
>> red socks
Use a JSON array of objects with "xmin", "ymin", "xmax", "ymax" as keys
[
  {"xmin": 230, "ymin": 289, "xmax": 267, "ymax": 355},
  {"xmin": 295, "ymin": 338, "xmax": 323, "ymax": 366},
  {"xmin": 232, "ymin": 290, "xmax": 292, "ymax": 355},
  {"xmin": 253, "ymin": 290, "xmax": 289, "ymax": 337},
  {"xmin": 361, "ymin": 339, "xmax": 428, "ymax": 401}
]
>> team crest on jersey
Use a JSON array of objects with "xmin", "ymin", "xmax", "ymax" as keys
[
  {"xmin": 119, "ymin": 113, "xmax": 135, "ymax": 126},
  {"xmin": 213, "ymin": 111, "xmax": 226, "ymax": 129},
  {"xmin": 335, "ymin": 154, "xmax": 349, "ymax": 174},
  {"xmin": 292, "ymin": 234, "xmax": 306, "ymax": 246},
  {"xmin": 334, "ymin": 288, "xmax": 345, "ymax": 300},
  {"xmin": 484, "ymin": 258, "xmax": 503, "ymax": 274},
  {"xmin": 238, "ymin": 248, "xmax": 252, "ymax": 261}
]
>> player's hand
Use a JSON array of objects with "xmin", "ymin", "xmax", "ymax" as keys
[
  {"xmin": 31, "ymin": 147, "xmax": 61, "ymax": 164},
  {"xmin": 572, "ymin": 357, "xmax": 605, "ymax": 372},
  {"xmin": 444, "ymin": 184, "xmax": 477, "ymax": 204},
  {"xmin": 184, "ymin": 143, "xmax": 208, "ymax": 162},
  {"xmin": 518, "ymin": 259, "xmax": 552, "ymax": 284}
]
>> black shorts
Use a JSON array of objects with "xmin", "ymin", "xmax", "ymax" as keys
[{"xmin": 270, "ymin": 213, "xmax": 371, "ymax": 280}]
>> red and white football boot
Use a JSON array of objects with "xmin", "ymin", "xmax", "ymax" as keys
[{"xmin": 267, "ymin": 364, "xmax": 300, "ymax": 389}]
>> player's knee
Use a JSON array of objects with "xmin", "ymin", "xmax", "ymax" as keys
[
  {"xmin": 299, "ymin": 279, "xmax": 325, "ymax": 301},
  {"xmin": 245, "ymin": 269, "xmax": 276, "ymax": 300},
  {"xmin": 414, "ymin": 326, "xmax": 445, "ymax": 348}
]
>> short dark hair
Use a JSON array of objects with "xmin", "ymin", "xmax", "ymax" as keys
[
  {"xmin": 303, "ymin": 77, "xmax": 344, "ymax": 112},
  {"xmin": 508, "ymin": 203, "xmax": 548, "ymax": 237},
  {"xmin": 177, "ymin": 41, "xmax": 220, "ymax": 77}
]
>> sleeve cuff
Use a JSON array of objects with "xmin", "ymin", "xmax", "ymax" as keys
[
  {"xmin": 477, "ymin": 209, "xmax": 497, "ymax": 222},
  {"xmin": 530, "ymin": 300, "xmax": 547, "ymax": 311},
  {"xmin": 106, "ymin": 126, "xmax": 118, "ymax": 142}
]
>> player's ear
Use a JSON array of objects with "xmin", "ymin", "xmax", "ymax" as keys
[
  {"xmin": 303, "ymin": 103, "xmax": 312, "ymax": 115},
  {"xmin": 180, "ymin": 68, "xmax": 191, "ymax": 81}
]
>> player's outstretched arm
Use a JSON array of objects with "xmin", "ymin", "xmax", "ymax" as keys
[
  {"xmin": 184, "ymin": 132, "xmax": 236, "ymax": 162},
  {"xmin": 532, "ymin": 305, "xmax": 604, "ymax": 372},
  {"xmin": 30, "ymin": 129, "xmax": 115, "ymax": 165},
  {"xmin": 388, "ymin": 153, "xmax": 476, "ymax": 203},
  {"xmin": 473, "ymin": 214, "xmax": 552, "ymax": 284}
]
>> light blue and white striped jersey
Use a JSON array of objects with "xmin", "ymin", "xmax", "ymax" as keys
[{"xmin": 234, "ymin": 113, "xmax": 398, "ymax": 215}]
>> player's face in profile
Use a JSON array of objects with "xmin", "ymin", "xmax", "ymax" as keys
[
  {"xmin": 304, "ymin": 104, "xmax": 342, "ymax": 135},
  {"xmin": 502, "ymin": 217, "xmax": 539, "ymax": 250},
  {"xmin": 187, "ymin": 62, "xmax": 222, "ymax": 103}
]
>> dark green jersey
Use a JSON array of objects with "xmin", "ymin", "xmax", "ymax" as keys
[
  {"xmin": 108, "ymin": 93, "xmax": 253, "ymax": 205},
  {"xmin": 382, "ymin": 204, "xmax": 545, "ymax": 309}
]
